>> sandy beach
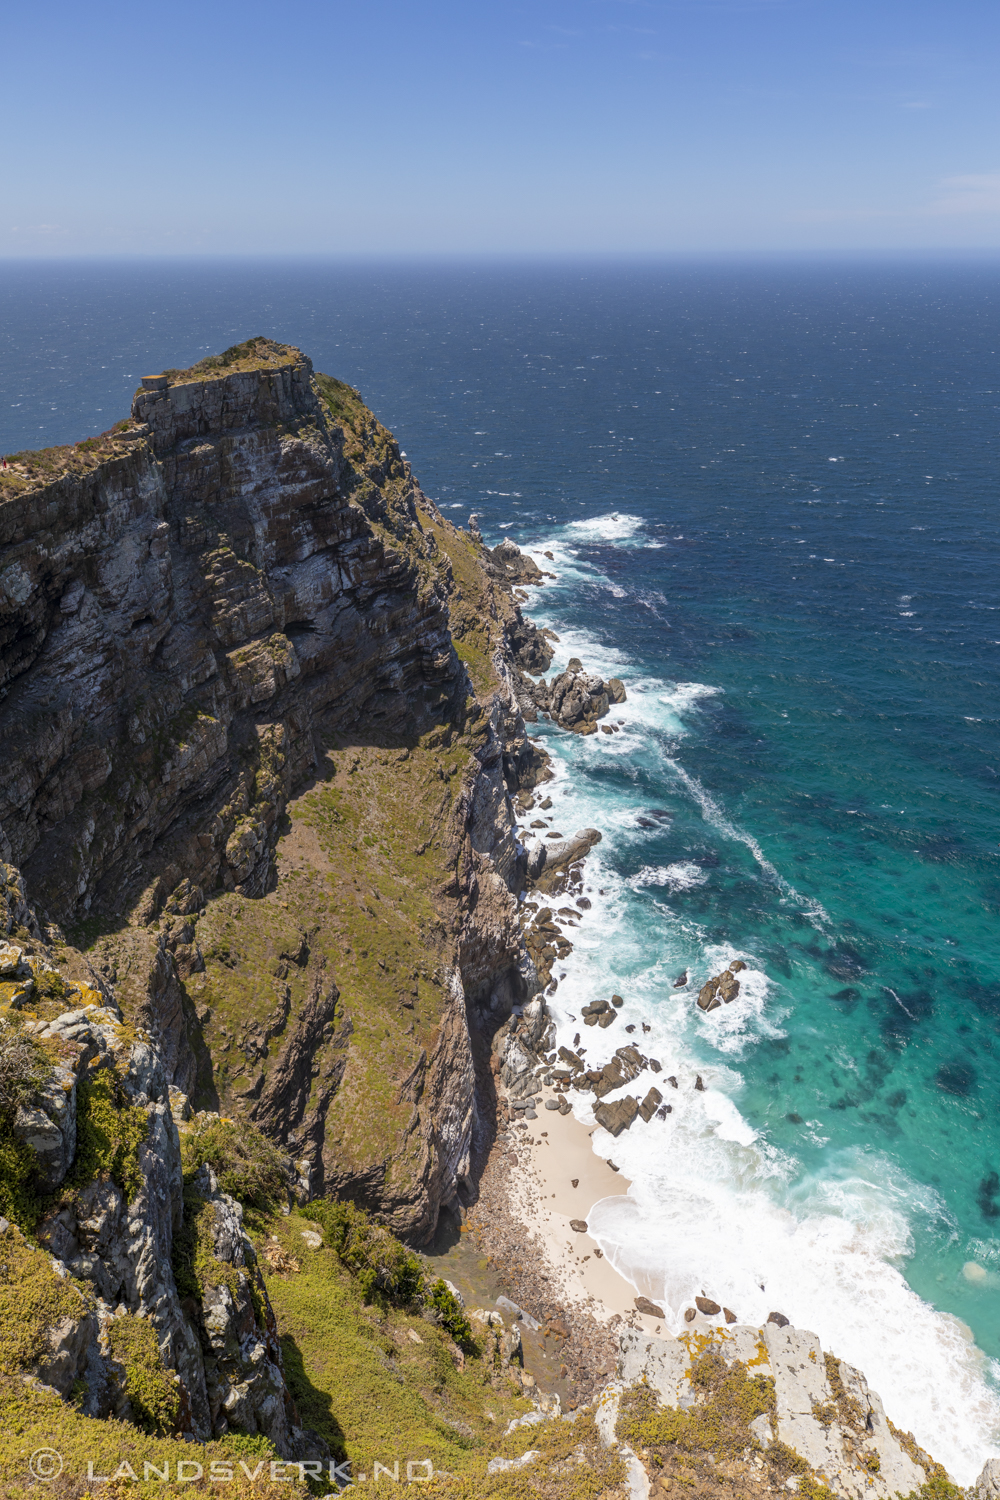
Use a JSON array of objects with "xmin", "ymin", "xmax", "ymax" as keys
[{"xmin": 504, "ymin": 1093, "xmax": 665, "ymax": 1333}]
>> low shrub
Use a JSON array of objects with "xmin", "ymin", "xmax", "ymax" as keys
[
  {"xmin": 0, "ymin": 1228, "xmax": 88, "ymax": 1374},
  {"xmin": 183, "ymin": 1115, "xmax": 290, "ymax": 1213},
  {"xmin": 69, "ymin": 1068, "xmax": 150, "ymax": 1203},
  {"xmin": 0, "ymin": 1015, "xmax": 52, "ymax": 1114},
  {"xmin": 105, "ymin": 1312, "xmax": 181, "ymax": 1434},
  {"xmin": 428, "ymin": 1278, "xmax": 478, "ymax": 1353},
  {"xmin": 0, "ymin": 1017, "xmax": 56, "ymax": 1229},
  {"xmin": 306, "ymin": 1198, "xmax": 425, "ymax": 1306}
]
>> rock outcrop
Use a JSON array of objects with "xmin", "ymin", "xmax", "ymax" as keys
[
  {"xmin": 2, "ymin": 914, "xmax": 318, "ymax": 1449},
  {"xmin": 518, "ymin": 660, "xmax": 626, "ymax": 735},
  {"xmin": 618, "ymin": 1322, "xmax": 934, "ymax": 1499},
  {"xmin": 697, "ymin": 959, "xmax": 747, "ymax": 1012},
  {"xmin": 0, "ymin": 338, "xmax": 550, "ymax": 1242}
]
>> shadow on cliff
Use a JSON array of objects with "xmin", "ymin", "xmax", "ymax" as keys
[{"xmin": 279, "ymin": 1333, "xmax": 348, "ymax": 1461}]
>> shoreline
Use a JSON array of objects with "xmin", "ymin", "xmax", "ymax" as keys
[{"xmin": 467, "ymin": 1058, "xmax": 668, "ymax": 1408}]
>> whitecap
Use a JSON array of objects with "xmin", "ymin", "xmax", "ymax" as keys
[
  {"xmin": 628, "ymin": 863, "xmax": 707, "ymax": 893},
  {"xmin": 565, "ymin": 511, "xmax": 645, "ymax": 543}
]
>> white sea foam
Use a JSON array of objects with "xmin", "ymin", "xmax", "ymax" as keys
[
  {"xmin": 503, "ymin": 516, "xmax": 1000, "ymax": 1481},
  {"xmin": 565, "ymin": 510, "xmax": 645, "ymax": 543},
  {"xmin": 667, "ymin": 758, "xmax": 830, "ymax": 926},
  {"xmin": 628, "ymin": 862, "xmax": 707, "ymax": 893}
]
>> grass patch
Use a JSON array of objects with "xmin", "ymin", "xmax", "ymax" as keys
[
  {"xmin": 0, "ymin": 1372, "xmax": 310, "ymax": 1496},
  {"xmin": 257, "ymin": 1210, "xmax": 533, "ymax": 1481},
  {"xmin": 159, "ymin": 337, "xmax": 300, "ymax": 384}
]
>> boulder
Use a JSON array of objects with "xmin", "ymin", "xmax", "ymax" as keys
[
  {"xmin": 638, "ymin": 1087, "xmax": 663, "ymax": 1123},
  {"xmin": 719, "ymin": 973, "xmax": 740, "ymax": 1003},
  {"xmin": 618, "ymin": 1321, "xmax": 935, "ymax": 1500},
  {"xmin": 491, "ymin": 538, "xmax": 543, "ymax": 585},
  {"xmin": 569, "ymin": 1219, "xmax": 588, "ymax": 1233},
  {"xmin": 594, "ymin": 1096, "xmax": 639, "ymax": 1137},
  {"xmin": 672, "ymin": 972, "xmax": 688, "ymax": 988},
  {"xmin": 698, "ymin": 978, "xmax": 721, "ymax": 1011},
  {"xmin": 729, "ymin": 959, "xmax": 747, "ymax": 973},
  {"xmin": 0, "ymin": 941, "xmax": 32, "ymax": 978},
  {"xmin": 607, "ymin": 678, "xmax": 627, "ymax": 704},
  {"xmin": 695, "ymin": 1296, "xmax": 721, "ymax": 1316},
  {"xmin": 767, "ymin": 1311, "xmax": 790, "ymax": 1328},
  {"xmin": 634, "ymin": 1296, "xmax": 665, "ymax": 1319}
]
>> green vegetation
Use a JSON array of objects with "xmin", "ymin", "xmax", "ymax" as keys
[
  {"xmin": 620, "ymin": 1350, "xmax": 775, "ymax": 1465},
  {"xmin": 185, "ymin": 730, "xmax": 483, "ymax": 1200},
  {"xmin": 161, "ymin": 337, "xmax": 300, "ymax": 384},
  {"xmin": 900, "ymin": 1479, "xmax": 968, "ymax": 1500},
  {"xmin": 428, "ymin": 1278, "xmax": 478, "ymax": 1352},
  {"xmin": 314, "ymin": 371, "xmax": 368, "ymax": 425},
  {"xmin": 0, "ymin": 1373, "xmax": 308, "ymax": 1496},
  {"xmin": 105, "ymin": 1313, "xmax": 181, "ymax": 1435},
  {"xmin": 171, "ymin": 1187, "xmax": 265, "ymax": 1331},
  {"xmin": 0, "ymin": 422, "xmax": 142, "ymax": 496},
  {"xmin": 307, "ymin": 1197, "xmax": 425, "ymax": 1306},
  {"xmin": 182, "ymin": 1115, "xmax": 290, "ymax": 1214},
  {"xmin": 0, "ymin": 1016, "xmax": 55, "ymax": 1229},
  {"xmin": 258, "ymin": 1209, "xmax": 630, "ymax": 1498},
  {"xmin": 69, "ymin": 1067, "xmax": 150, "ymax": 1204},
  {"xmin": 0, "ymin": 1227, "xmax": 89, "ymax": 1375},
  {"xmin": 0, "ymin": 1014, "xmax": 53, "ymax": 1114}
]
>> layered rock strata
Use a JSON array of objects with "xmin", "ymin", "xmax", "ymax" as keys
[{"xmin": 0, "ymin": 338, "xmax": 557, "ymax": 1241}]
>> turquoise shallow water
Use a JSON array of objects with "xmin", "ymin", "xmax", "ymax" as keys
[{"xmin": 3, "ymin": 259, "xmax": 1000, "ymax": 1476}]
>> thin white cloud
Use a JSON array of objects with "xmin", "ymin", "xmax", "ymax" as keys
[
  {"xmin": 927, "ymin": 173, "xmax": 1000, "ymax": 216},
  {"xmin": 789, "ymin": 170, "xmax": 1000, "ymax": 224}
]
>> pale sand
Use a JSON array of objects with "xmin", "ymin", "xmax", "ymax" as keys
[{"xmin": 506, "ymin": 1086, "xmax": 665, "ymax": 1336}]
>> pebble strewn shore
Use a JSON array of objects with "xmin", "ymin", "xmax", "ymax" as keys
[{"xmin": 468, "ymin": 1136, "xmax": 639, "ymax": 1408}]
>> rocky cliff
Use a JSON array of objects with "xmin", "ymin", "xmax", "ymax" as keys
[
  {"xmin": 0, "ymin": 337, "xmax": 559, "ymax": 1245},
  {"xmin": 0, "ymin": 338, "xmax": 973, "ymax": 1496}
]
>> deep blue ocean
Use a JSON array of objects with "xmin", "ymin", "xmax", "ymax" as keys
[{"xmin": 3, "ymin": 260, "xmax": 1000, "ymax": 1477}]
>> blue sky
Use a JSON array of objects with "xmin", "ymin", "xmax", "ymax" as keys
[{"xmin": 4, "ymin": 0, "xmax": 1000, "ymax": 255}]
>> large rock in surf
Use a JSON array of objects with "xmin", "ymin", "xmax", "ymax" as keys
[{"xmin": 594, "ymin": 1096, "xmax": 639, "ymax": 1136}]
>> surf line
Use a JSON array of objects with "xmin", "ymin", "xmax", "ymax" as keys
[
  {"xmin": 665, "ymin": 757, "xmax": 831, "ymax": 927},
  {"xmin": 884, "ymin": 985, "xmax": 916, "ymax": 1020}
]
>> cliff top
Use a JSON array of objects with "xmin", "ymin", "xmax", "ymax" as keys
[
  {"xmin": 0, "ymin": 338, "xmax": 303, "ymax": 500},
  {"xmin": 0, "ymin": 421, "xmax": 143, "ymax": 499},
  {"xmin": 147, "ymin": 335, "xmax": 302, "ymax": 388}
]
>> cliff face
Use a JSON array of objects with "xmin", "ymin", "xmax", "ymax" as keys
[{"xmin": 0, "ymin": 337, "xmax": 547, "ymax": 1241}]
